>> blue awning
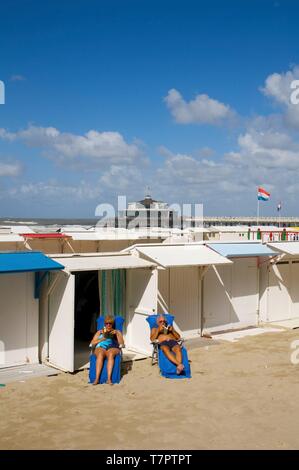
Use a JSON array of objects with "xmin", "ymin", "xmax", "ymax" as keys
[
  {"xmin": 0, "ymin": 251, "xmax": 65, "ymax": 274},
  {"xmin": 207, "ymin": 243, "xmax": 276, "ymax": 258}
]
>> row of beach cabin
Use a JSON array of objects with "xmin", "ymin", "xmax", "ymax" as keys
[
  {"xmin": 1, "ymin": 224, "xmax": 299, "ymax": 253},
  {"xmin": 1, "ymin": 233, "xmax": 299, "ymax": 372}
]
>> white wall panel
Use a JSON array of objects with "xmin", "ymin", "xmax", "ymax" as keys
[
  {"xmin": 169, "ymin": 267, "xmax": 201, "ymax": 336},
  {"xmin": 157, "ymin": 268, "xmax": 170, "ymax": 314},
  {"xmin": 268, "ymin": 262, "xmax": 291, "ymax": 321},
  {"xmin": 126, "ymin": 268, "xmax": 157, "ymax": 354},
  {"xmin": 203, "ymin": 265, "xmax": 231, "ymax": 330},
  {"xmin": 0, "ymin": 273, "xmax": 38, "ymax": 368},
  {"xmin": 231, "ymin": 258, "xmax": 258, "ymax": 325},
  {"xmin": 48, "ymin": 272, "xmax": 75, "ymax": 371}
]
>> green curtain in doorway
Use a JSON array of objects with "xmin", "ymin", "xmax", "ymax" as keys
[{"xmin": 98, "ymin": 269, "xmax": 126, "ymax": 318}]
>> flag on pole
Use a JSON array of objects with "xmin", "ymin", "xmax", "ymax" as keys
[
  {"xmin": 258, "ymin": 187, "xmax": 270, "ymax": 201},
  {"xmin": 277, "ymin": 202, "xmax": 282, "ymax": 212}
]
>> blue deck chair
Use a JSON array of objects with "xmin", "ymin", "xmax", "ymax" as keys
[
  {"xmin": 146, "ymin": 314, "xmax": 191, "ymax": 379},
  {"xmin": 89, "ymin": 316, "xmax": 124, "ymax": 384}
]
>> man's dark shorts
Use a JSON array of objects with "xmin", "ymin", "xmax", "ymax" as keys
[{"xmin": 159, "ymin": 340, "xmax": 179, "ymax": 350}]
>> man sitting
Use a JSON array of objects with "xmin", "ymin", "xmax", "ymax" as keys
[{"xmin": 150, "ymin": 315, "xmax": 184, "ymax": 375}]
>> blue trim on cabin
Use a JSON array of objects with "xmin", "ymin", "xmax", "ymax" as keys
[
  {"xmin": 207, "ymin": 243, "xmax": 276, "ymax": 258},
  {"xmin": 0, "ymin": 251, "xmax": 64, "ymax": 274}
]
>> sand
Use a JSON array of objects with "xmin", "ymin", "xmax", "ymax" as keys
[{"xmin": 1, "ymin": 329, "xmax": 299, "ymax": 450}]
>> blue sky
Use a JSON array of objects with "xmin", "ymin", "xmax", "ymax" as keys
[{"xmin": 1, "ymin": 0, "xmax": 299, "ymax": 217}]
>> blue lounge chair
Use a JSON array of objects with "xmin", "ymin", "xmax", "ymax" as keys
[
  {"xmin": 146, "ymin": 314, "xmax": 191, "ymax": 379},
  {"xmin": 89, "ymin": 316, "xmax": 124, "ymax": 384}
]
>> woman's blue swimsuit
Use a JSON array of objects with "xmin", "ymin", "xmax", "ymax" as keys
[{"xmin": 95, "ymin": 333, "xmax": 118, "ymax": 350}]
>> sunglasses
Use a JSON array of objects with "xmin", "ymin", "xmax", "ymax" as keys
[
  {"xmin": 158, "ymin": 320, "xmax": 166, "ymax": 324},
  {"xmin": 105, "ymin": 322, "xmax": 113, "ymax": 325}
]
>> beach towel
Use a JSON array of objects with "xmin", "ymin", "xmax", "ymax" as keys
[
  {"xmin": 146, "ymin": 314, "xmax": 191, "ymax": 379},
  {"xmin": 89, "ymin": 316, "xmax": 124, "ymax": 384},
  {"xmin": 158, "ymin": 345, "xmax": 191, "ymax": 379}
]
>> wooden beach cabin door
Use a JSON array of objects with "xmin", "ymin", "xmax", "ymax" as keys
[
  {"xmin": 203, "ymin": 265, "xmax": 232, "ymax": 331},
  {"xmin": 203, "ymin": 260, "xmax": 259, "ymax": 331},
  {"xmin": 169, "ymin": 267, "xmax": 201, "ymax": 337},
  {"xmin": 126, "ymin": 268, "xmax": 157, "ymax": 354},
  {"xmin": 231, "ymin": 258, "xmax": 258, "ymax": 326},
  {"xmin": 48, "ymin": 272, "xmax": 75, "ymax": 371},
  {"xmin": 268, "ymin": 262, "xmax": 291, "ymax": 322}
]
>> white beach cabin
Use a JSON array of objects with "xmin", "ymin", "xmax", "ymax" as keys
[
  {"xmin": 0, "ymin": 251, "xmax": 64, "ymax": 368},
  {"xmin": 0, "ymin": 233, "xmax": 26, "ymax": 252},
  {"xmin": 259, "ymin": 241, "xmax": 299, "ymax": 324},
  {"xmin": 39, "ymin": 252, "xmax": 158, "ymax": 372},
  {"xmin": 203, "ymin": 242, "xmax": 277, "ymax": 333},
  {"xmin": 126, "ymin": 243, "xmax": 232, "ymax": 339},
  {"xmin": 63, "ymin": 229, "xmax": 168, "ymax": 254}
]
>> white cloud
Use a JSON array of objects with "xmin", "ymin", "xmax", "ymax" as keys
[
  {"xmin": 0, "ymin": 125, "xmax": 150, "ymax": 210},
  {"xmin": 4, "ymin": 67, "xmax": 299, "ymax": 215},
  {"xmin": 261, "ymin": 67, "xmax": 299, "ymax": 105},
  {"xmin": 0, "ymin": 126, "xmax": 144, "ymax": 168},
  {"xmin": 164, "ymin": 88, "xmax": 233, "ymax": 125},
  {"xmin": 0, "ymin": 129, "xmax": 17, "ymax": 141},
  {"xmin": 10, "ymin": 75, "xmax": 26, "ymax": 82},
  {"xmin": 0, "ymin": 125, "xmax": 152, "ymax": 215},
  {"xmin": 155, "ymin": 152, "xmax": 242, "ymax": 204},
  {"xmin": 227, "ymin": 127, "xmax": 299, "ymax": 171},
  {"xmin": 159, "ymin": 145, "xmax": 215, "ymax": 160},
  {"xmin": 261, "ymin": 66, "xmax": 299, "ymax": 129},
  {"xmin": 157, "ymin": 145, "xmax": 174, "ymax": 159},
  {"xmin": 221, "ymin": 121, "xmax": 299, "ymax": 208},
  {"xmin": 154, "ymin": 108, "xmax": 299, "ymax": 210},
  {"xmin": 193, "ymin": 146, "xmax": 215, "ymax": 158},
  {"xmin": 0, "ymin": 162, "xmax": 22, "ymax": 177},
  {"xmin": 7, "ymin": 180, "xmax": 102, "ymax": 201},
  {"xmin": 100, "ymin": 165, "xmax": 144, "ymax": 190}
]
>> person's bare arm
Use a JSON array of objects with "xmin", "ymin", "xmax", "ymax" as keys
[
  {"xmin": 168, "ymin": 325, "xmax": 180, "ymax": 340},
  {"xmin": 150, "ymin": 326, "xmax": 161, "ymax": 342},
  {"xmin": 90, "ymin": 329, "xmax": 104, "ymax": 346},
  {"xmin": 115, "ymin": 329, "xmax": 125, "ymax": 346}
]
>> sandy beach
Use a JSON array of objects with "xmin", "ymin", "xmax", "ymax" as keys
[{"xmin": 1, "ymin": 329, "xmax": 299, "ymax": 450}]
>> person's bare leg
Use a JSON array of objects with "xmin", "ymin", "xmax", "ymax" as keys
[
  {"xmin": 93, "ymin": 348, "xmax": 106, "ymax": 384},
  {"xmin": 106, "ymin": 348, "xmax": 120, "ymax": 384},
  {"xmin": 172, "ymin": 345, "xmax": 184, "ymax": 374},
  {"xmin": 160, "ymin": 345, "xmax": 180, "ymax": 366},
  {"xmin": 172, "ymin": 345, "xmax": 183, "ymax": 364}
]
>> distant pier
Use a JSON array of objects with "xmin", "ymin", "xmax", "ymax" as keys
[{"xmin": 201, "ymin": 216, "xmax": 299, "ymax": 227}]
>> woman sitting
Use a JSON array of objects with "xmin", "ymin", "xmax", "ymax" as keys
[{"xmin": 90, "ymin": 315, "xmax": 125, "ymax": 385}]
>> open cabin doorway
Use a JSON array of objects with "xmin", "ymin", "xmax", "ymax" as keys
[
  {"xmin": 73, "ymin": 269, "xmax": 126, "ymax": 370},
  {"xmin": 74, "ymin": 270, "xmax": 100, "ymax": 370}
]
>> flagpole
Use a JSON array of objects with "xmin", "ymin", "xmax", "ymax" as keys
[
  {"xmin": 278, "ymin": 209, "xmax": 280, "ymax": 228},
  {"xmin": 257, "ymin": 198, "xmax": 260, "ymax": 226},
  {"xmin": 278, "ymin": 202, "xmax": 281, "ymax": 228}
]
